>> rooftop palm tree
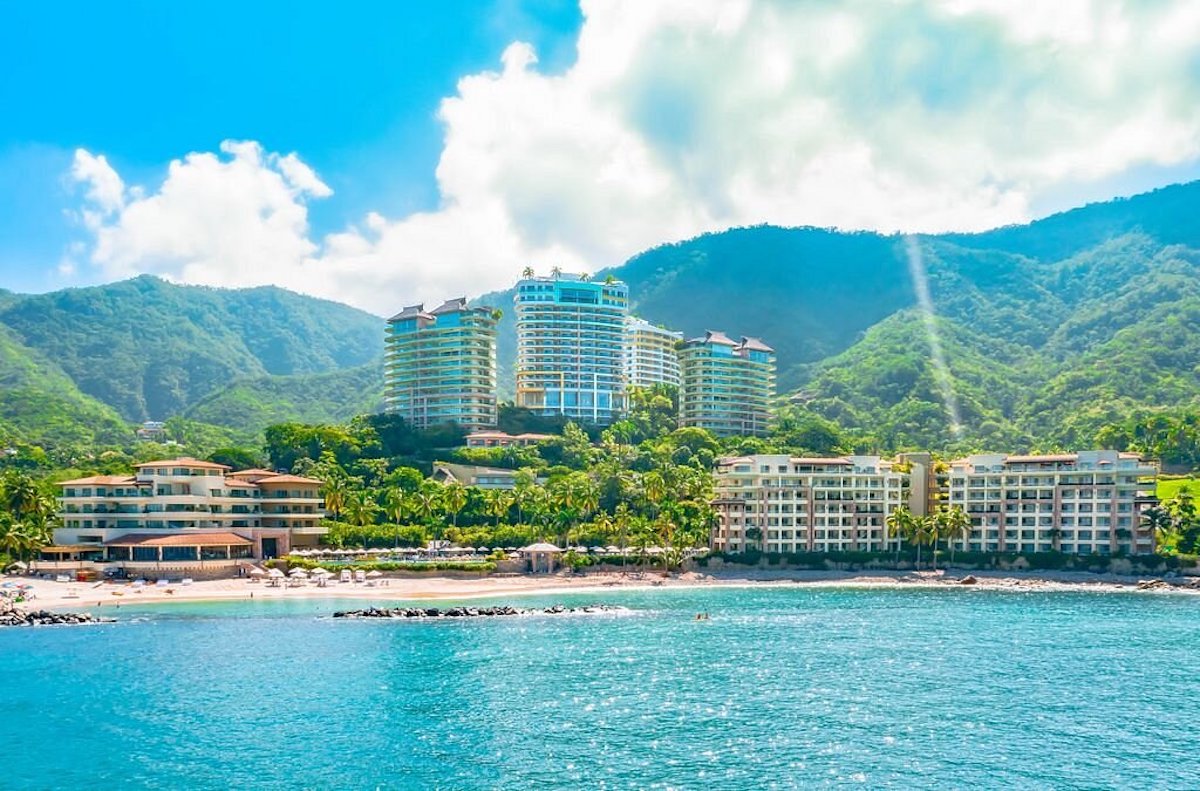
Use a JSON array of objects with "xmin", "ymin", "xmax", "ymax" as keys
[{"xmin": 521, "ymin": 266, "xmax": 535, "ymax": 278}]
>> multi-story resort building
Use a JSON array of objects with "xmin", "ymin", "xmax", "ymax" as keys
[
  {"xmin": 514, "ymin": 273, "xmax": 629, "ymax": 425},
  {"xmin": 46, "ymin": 458, "xmax": 325, "ymax": 569},
  {"xmin": 624, "ymin": 317, "xmax": 682, "ymax": 390},
  {"xmin": 947, "ymin": 451, "xmax": 1159, "ymax": 555},
  {"xmin": 385, "ymin": 297, "xmax": 498, "ymax": 430},
  {"xmin": 711, "ymin": 454, "xmax": 907, "ymax": 553},
  {"xmin": 679, "ymin": 331, "xmax": 775, "ymax": 437}
]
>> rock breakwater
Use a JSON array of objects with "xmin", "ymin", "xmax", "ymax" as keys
[
  {"xmin": 0, "ymin": 608, "xmax": 114, "ymax": 627},
  {"xmin": 333, "ymin": 604, "xmax": 622, "ymax": 619}
]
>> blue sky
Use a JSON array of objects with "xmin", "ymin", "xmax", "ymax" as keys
[
  {"xmin": 0, "ymin": 0, "xmax": 582, "ymax": 292},
  {"xmin": 3, "ymin": 1, "xmax": 1199, "ymax": 312}
]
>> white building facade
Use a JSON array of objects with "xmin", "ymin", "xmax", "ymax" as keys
[
  {"xmin": 947, "ymin": 451, "xmax": 1159, "ymax": 555},
  {"xmin": 711, "ymin": 454, "xmax": 907, "ymax": 553},
  {"xmin": 54, "ymin": 458, "xmax": 326, "ymax": 562},
  {"xmin": 624, "ymin": 317, "xmax": 682, "ymax": 390}
]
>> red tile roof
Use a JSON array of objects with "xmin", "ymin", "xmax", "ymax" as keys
[
  {"xmin": 57, "ymin": 475, "xmax": 137, "ymax": 486},
  {"xmin": 134, "ymin": 457, "xmax": 230, "ymax": 470},
  {"xmin": 255, "ymin": 474, "xmax": 322, "ymax": 486},
  {"xmin": 105, "ymin": 532, "xmax": 253, "ymax": 547}
]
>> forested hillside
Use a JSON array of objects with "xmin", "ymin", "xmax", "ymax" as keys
[
  {"xmin": 485, "ymin": 181, "xmax": 1200, "ymax": 453},
  {"xmin": 183, "ymin": 362, "xmax": 384, "ymax": 438},
  {"xmin": 0, "ymin": 275, "xmax": 384, "ymax": 422},
  {"xmin": 2, "ymin": 181, "xmax": 1199, "ymax": 457}
]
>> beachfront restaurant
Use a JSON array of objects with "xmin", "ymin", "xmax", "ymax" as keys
[{"xmin": 103, "ymin": 532, "xmax": 255, "ymax": 563}]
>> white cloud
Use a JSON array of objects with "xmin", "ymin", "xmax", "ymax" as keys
[{"xmin": 69, "ymin": 0, "xmax": 1200, "ymax": 314}]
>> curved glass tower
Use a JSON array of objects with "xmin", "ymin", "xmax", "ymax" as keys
[{"xmin": 514, "ymin": 273, "xmax": 629, "ymax": 425}]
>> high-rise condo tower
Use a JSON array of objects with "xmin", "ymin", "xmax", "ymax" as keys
[
  {"xmin": 514, "ymin": 273, "xmax": 629, "ymax": 425},
  {"xmin": 385, "ymin": 297, "xmax": 498, "ymax": 430}
]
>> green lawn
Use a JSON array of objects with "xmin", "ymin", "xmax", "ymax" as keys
[{"xmin": 1158, "ymin": 477, "xmax": 1200, "ymax": 501}]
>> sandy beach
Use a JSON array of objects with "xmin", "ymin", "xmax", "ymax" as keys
[{"xmin": 8, "ymin": 567, "xmax": 1200, "ymax": 610}]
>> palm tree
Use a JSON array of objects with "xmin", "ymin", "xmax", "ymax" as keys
[
  {"xmin": 613, "ymin": 503, "xmax": 632, "ymax": 558},
  {"xmin": 919, "ymin": 515, "xmax": 939, "ymax": 571},
  {"xmin": 521, "ymin": 266, "xmax": 535, "ymax": 278},
  {"xmin": 1141, "ymin": 504, "xmax": 1173, "ymax": 553},
  {"xmin": 2, "ymin": 472, "xmax": 42, "ymax": 517},
  {"xmin": 442, "ymin": 481, "xmax": 467, "ymax": 527},
  {"xmin": 941, "ymin": 506, "xmax": 972, "ymax": 565},
  {"xmin": 885, "ymin": 506, "xmax": 913, "ymax": 566},
  {"xmin": 550, "ymin": 265, "xmax": 562, "ymax": 280},
  {"xmin": 322, "ymin": 474, "xmax": 350, "ymax": 522},
  {"xmin": 486, "ymin": 489, "xmax": 514, "ymax": 529},
  {"xmin": 381, "ymin": 488, "xmax": 407, "ymax": 547},
  {"xmin": 0, "ymin": 515, "xmax": 36, "ymax": 560},
  {"xmin": 343, "ymin": 489, "xmax": 380, "ymax": 528},
  {"xmin": 641, "ymin": 471, "xmax": 666, "ymax": 519}
]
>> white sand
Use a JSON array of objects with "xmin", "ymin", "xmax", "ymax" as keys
[{"xmin": 10, "ymin": 567, "xmax": 1199, "ymax": 610}]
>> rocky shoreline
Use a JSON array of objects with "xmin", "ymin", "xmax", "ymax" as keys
[{"xmin": 332, "ymin": 604, "xmax": 622, "ymax": 619}]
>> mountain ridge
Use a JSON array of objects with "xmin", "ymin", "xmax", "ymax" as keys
[{"xmin": 1, "ymin": 179, "xmax": 1199, "ymax": 452}]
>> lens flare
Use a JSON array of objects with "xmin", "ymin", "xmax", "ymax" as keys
[{"xmin": 904, "ymin": 235, "xmax": 963, "ymax": 440}]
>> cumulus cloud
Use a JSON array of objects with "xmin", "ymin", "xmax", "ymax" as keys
[
  {"xmin": 69, "ymin": 0, "xmax": 1200, "ymax": 313},
  {"xmin": 71, "ymin": 141, "xmax": 331, "ymax": 291}
]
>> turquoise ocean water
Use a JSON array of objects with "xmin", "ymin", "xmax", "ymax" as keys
[{"xmin": 2, "ymin": 587, "xmax": 1198, "ymax": 789}]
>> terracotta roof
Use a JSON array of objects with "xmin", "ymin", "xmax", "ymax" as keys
[
  {"xmin": 224, "ymin": 479, "xmax": 259, "ymax": 489},
  {"xmin": 1005, "ymin": 454, "xmax": 1079, "ymax": 463},
  {"xmin": 739, "ymin": 336, "xmax": 774, "ymax": 353},
  {"xmin": 41, "ymin": 544, "xmax": 104, "ymax": 552},
  {"xmin": 688, "ymin": 330, "xmax": 737, "ymax": 346},
  {"xmin": 105, "ymin": 532, "xmax": 253, "ymax": 547},
  {"xmin": 134, "ymin": 457, "xmax": 230, "ymax": 470},
  {"xmin": 387, "ymin": 304, "xmax": 431, "ymax": 322},
  {"xmin": 228, "ymin": 468, "xmax": 279, "ymax": 478},
  {"xmin": 430, "ymin": 296, "xmax": 491, "ymax": 315},
  {"xmin": 255, "ymin": 474, "xmax": 322, "ymax": 486},
  {"xmin": 57, "ymin": 475, "xmax": 137, "ymax": 486},
  {"xmin": 514, "ymin": 433, "xmax": 554, "ymax": 441}
]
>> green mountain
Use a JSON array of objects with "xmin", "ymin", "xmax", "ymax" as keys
[
  {"xmin": 0, "ymin": 324, "xmax": 130, "ymax": 446},
  {"xmin": 0, "ymin": 275, "xmax": 384, "ymax": 423},
  {"xmin": 484, "ymin": 180, "xmax": 1200, "ymax": 451},
  {"xmin": 183, "ymin": 361, "xmax": 384, "ymax": 438},
  {"xmin": 3, "ymin": 180, "xmax": 1199, "ymax": 455}
]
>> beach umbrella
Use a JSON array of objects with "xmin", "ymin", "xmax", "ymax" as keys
[
  {"xmin": 588, "ymin": 546, "xmax": 603, "ymax": 553},
  {"xmin": 267, "ymin": 568, "xmax": 285, "ymax": 578},
  {"xmin": 606, "ymin": 546, "xmax": 621, "ymax": 553},
  {"xmin": 461, "ymin": 546, "xmax": 476, "ymax": 553},
  {"xmin": 477, "ymin": 546, "xmax": 490, "ymax": 553},
  {"xmin": 288, "ymin": 568, "xmax": 308, "ymax": 577},
  {"xmin": 366, "ymin": 570, "xmax": 383, "ymax": 578},
  {"xmin": 248, "ymin": 568, "xmax": 266, "ymax": 577},
  {"xmin": 310, "ymin": 567, "xmax": 330, "ymax": 576}
]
